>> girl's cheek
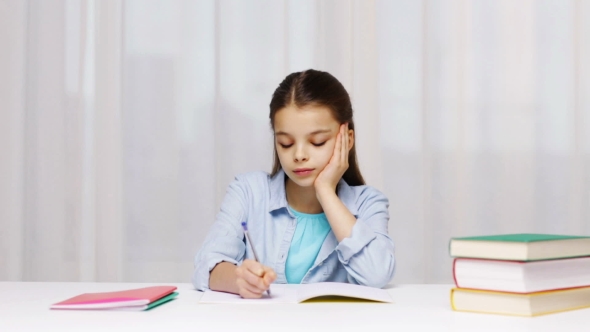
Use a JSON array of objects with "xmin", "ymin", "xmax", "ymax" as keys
[
  {"xmin": 327, "ymin": 141, "xmax": 337, "ymax": 153},
  {"xmin": 321, "ymin": 147, "xmax": 334, "ymax": 161}
]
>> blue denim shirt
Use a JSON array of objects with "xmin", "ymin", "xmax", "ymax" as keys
[{"xmin": 191, "ymin": 170, "xmax": 396, "ymax": 291}]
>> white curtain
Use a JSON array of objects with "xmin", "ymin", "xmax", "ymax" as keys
[{"xmin": 1, "ymin": 0, "xmax": 589, "ymax": 284}]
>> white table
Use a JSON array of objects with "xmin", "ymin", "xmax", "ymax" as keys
[{"xmin": 0, "ymin": 282, "xmax": 588, "ymax": 332}]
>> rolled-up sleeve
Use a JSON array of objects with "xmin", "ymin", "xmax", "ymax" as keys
[
  {"xmin": 335, "ymin": 189, "xmax": 396, "ymax": 288},
  {"xmin": 191, "ymin": 177, "xmax": 249, "ymax": 291}
]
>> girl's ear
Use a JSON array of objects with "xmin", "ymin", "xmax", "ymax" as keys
[{"xmin": 347, "ymin": 128, "xmax": 354, "ymax": 151}]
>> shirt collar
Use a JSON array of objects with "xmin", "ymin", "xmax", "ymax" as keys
[{"xmin": 268, "ymin": 169, "xmax": 358, "ymax": 216}]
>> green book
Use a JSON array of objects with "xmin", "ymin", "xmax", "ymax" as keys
[
  {"xmin": 110, "ymin": 292, "xmax": 179, "ymax": 312},
  {"xmin": 144, "ymin": 292, "xmax": 178, "ymax": 311},
  {"xmin": 449, "ymin": 233, "xmax": 590, "ymax": 261}
]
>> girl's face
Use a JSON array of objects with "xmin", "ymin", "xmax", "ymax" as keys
[{"xmin": 273, "ymin": 104, "xmax": 341, "ymax": 188}]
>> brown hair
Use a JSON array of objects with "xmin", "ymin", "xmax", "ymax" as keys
[{"xmin": 269, "ymin": 69, "xmax": 365, "ymax": 186}]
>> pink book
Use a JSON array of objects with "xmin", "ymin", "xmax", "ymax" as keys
[{"xmin": 50, "ymin": 286, "xmax": 177, "ymax": 310}]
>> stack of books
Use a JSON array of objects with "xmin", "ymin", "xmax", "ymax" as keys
[
  {"xmin": 448, "ymin": 234, "xmax": 590, "ymax": 317},
  {"xmin": 50, "ymin": 286, "xmax": 178, "ymax": 311}
]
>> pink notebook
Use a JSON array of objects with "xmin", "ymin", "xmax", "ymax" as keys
[{"xmin": 50, "ymin": 286, "xmax": 177, "ymax": 310}]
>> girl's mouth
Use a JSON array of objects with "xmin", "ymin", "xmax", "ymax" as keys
[{"xmin": 293, "ymin": 168, "xmax": 314, "ymax": 176}]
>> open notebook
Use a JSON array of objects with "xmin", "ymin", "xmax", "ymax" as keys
[{"xmin": 199, "ymin": 282, "xmax": 393, "ymax": 304}]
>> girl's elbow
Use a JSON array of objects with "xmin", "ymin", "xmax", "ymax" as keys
[
  {"xmin": 369, "ymin": 245, "xmax": 396, "ymax": 288},
  {"xmin": 373, "ymin": 257, "xmax": 396, "ymax": 288},
  {"xmin": 353, "ymin": 255, "xmax": 396, "ymax": 289}
]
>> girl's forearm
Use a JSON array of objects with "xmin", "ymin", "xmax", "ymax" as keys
[
  {"xmin": 316, "ymin": 186, "xmax": 356, "ymax": 242},
  {"xmin": 209, "ymin": 262, "xmax": 239, "ymax": 294}
]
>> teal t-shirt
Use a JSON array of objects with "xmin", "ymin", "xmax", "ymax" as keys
[{"xmin": 285, "ymin": 207, "xmax": 331, "ymax": 284}]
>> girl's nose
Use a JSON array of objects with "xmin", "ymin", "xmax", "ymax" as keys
[{"xmin": 294, "ymin": 146, "xmax": 308, "ymax": 162}]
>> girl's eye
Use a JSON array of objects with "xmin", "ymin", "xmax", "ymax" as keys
[
  {"xmin": 312, "ymin": 141, "xmax": 327, "ymax": 147},
  {"xmin": 279, "ymin": 143, "xmax": 293, "ymax": 148}
]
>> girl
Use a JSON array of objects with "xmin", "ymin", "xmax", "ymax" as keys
[{"xmin": 192, "ymin": 69, "xmax": 395, "ymax": 298}]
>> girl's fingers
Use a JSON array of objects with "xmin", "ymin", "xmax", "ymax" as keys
[
  {"xmin": 262, "ymin": 267, "xmax": 277, "ymax": 284},
  {"xmin": 341, "ymin": 124, "xmax": 347, "ymax": 164},
  {"xmin": 237, "ymin": 261, "xmax": 267, "ymax": 290},
  {"xmin": 243, "ymin": 259, "xmax": 264, "ymax": 277},
  {"xmin": 237, "ymin": 279, "xmax": 263, "ymax": 298},
  {"xmin": 333, "ymin": 131, "xmax": 342, "ymax": 163},
  {"xmin": 346, "ymin": 123, "xmax": 350, "ymax": 162},
  {"xmin": 242, "ymin": 269, "xmax": 267, "ymax": 290}
]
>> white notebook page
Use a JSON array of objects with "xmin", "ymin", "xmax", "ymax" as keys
[{"xmin": 199, "ymin": 283, "xmax": 392, "ymax": 304}]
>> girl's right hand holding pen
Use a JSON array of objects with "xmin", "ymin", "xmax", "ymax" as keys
[{"xmin": 235, "ymin": 259, "xmax": 277, "ymax": 299}]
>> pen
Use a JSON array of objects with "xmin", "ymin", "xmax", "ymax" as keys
[{"xmin": 241, "ymin": 221, "xmax": 271, "ymax": 297}]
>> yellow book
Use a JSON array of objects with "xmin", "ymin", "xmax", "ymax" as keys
[{"xmin": 450, "ymin": 286, "xmax": 590, "ymax": 317}]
